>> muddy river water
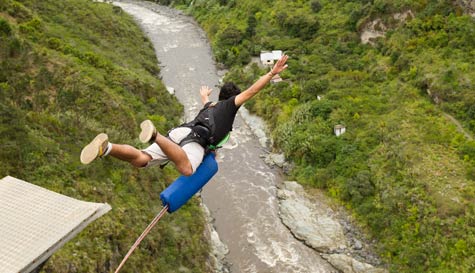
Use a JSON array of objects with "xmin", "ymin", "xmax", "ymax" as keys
[{"xmin": 114, "ymin": 1, "xmax": 336, "ymax": 272}]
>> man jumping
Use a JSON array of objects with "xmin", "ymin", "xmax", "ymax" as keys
[{"xmin": 80, "ymin": 55, "xmax": 288, "ymax": 176}]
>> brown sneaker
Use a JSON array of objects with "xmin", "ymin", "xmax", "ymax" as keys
[
  {"xmin": 139, "ymin": 119, "xmax": 157, "ymax": 144},
  {"xmin": 80, "ymin": 133, "xmax": 109, "ymax": 164}
]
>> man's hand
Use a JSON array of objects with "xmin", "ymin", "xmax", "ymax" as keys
[
  {"xmin": 270, "ymin": 54, "xmax": 289, "ymax": 75},
  {"xmin": 200, "ymin": 85, "xmax": 212, "ymax": 104}
]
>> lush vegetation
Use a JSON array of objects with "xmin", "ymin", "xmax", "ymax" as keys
[
  {"xmin": 168, "ymin": 0, "xmax": 475, "ymax": 272},
  {"xmin": 0, "ymin": 0, "xmax": 210, "ymax": 272}
]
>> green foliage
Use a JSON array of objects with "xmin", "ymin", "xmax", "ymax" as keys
[
  {"xmin": 301, "ymin": 79, "xmax": 329, "ymax": 101},
  {"xmin": 179, "ymin": 0, "xmax": 475, "ymax": 272},
  {"xmin": 310, "ymin": 1, "xmax": 322, "ymax": 13},
  {"xmin": 245, "ymin": 13, "xmax": 257, "ymax": 38},
  {"xmin": 278, "ymin": 12, "xmax": 319, "ymax": 40},
  {"xmin": 0, "ymin": 18, "xmax": 12, "ymax": 36},
  {"xmin": 0, "ymin": 0, "xmax": 208, "ymax": 272},
  {"xmin": 217, "ymin": 25, "xmax": 243, "ymax": 46},
  {"xmin": 2, "ymin": 1, "xmax": 34, "ymax": 22}
]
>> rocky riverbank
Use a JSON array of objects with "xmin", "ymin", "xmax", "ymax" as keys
[
  {"xmin": 202, "ymin": 203, "xmax": 231, "ymax": 273},
  {"xmin": 277, "ymin": 181, "xmax": 387, "ymax": 273},
  {"xmin": 241, "ymin": 111, "xmax": 387, "ymax": 273}
]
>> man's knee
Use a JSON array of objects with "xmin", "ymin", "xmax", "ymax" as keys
[
  {"xmin": 131, "ymin": 152, "xmax": 152, "ymax": 168},
  {"xmin": 177, "ymin": 163, "xmax": 193, "ymax": 176}
]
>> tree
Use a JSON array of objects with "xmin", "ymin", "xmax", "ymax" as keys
[
  {"xmin": 217, "ymin": 25, "xmax": 243, "ymax": 46},
  {"xmin": 246, "ymin": 14, "xmax": 257, "ymax": 38},
  {"xmin": 281, "ymin": 13, "xmax": 319, "ymax": 40}
]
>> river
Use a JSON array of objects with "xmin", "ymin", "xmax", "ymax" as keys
[{"xmin": 113, "ymin": 1, "xmax": 337, "ymax": 272}]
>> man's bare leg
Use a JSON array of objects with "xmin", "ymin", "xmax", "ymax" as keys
[
  {"xmin": 153, "ymin": 133, "xmax": 193, "ymax": 176},
  {"xmin": 139, "ymin": 119, "xmax": 193, "ymax": 176},
  {"xmin": 108, "ymin": 144, "xmax": 152, "ymax": 168},
  {"xmin": 81, "ymin": 133, "xmax": 151, "ymax": 167},
  {"xmin": 110, "ymin": 139, "xmax": 193, "ymax": 175},
  {"xmin": 81, "ymin": 122, "xmax": 195, "ymax": 175}
]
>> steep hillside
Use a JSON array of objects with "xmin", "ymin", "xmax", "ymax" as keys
[
  {"xmin": 0, "ymin": 0, "xmax": 209, "ymax": 272},
  {"xmin": 169, "ymin": 0, "xmax": 475, "ymax": 272}
]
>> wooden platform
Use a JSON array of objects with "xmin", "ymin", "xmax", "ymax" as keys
[{"xmin": 0, "ymin": 176, "xmax": 111, "ymax": 273}]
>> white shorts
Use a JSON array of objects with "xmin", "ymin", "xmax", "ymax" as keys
[{"xmin": 142, "ymin": 127, "xmax": 205, "ymax": 173}]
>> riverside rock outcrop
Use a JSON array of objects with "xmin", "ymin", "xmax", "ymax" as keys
[
  {"xmin": 322, "ymin": 254, "xmax": 387, "ymax": 273},
  {"xmin": 277, "ymin": 181, "xmax": 347, "ymax": 253},
  {"xmin": 457, "ymin": 0, "xmax": 475, "ymax": 16},
  {"xmin": 277, "ymin": 181, "xmax": 388, "ymax": 273}
]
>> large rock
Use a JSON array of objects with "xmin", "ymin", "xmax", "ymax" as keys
[
  {"xmin": 238, "ymin": 107, "xmax": 271, "ymax": 148},
  {"xmin": 322, "ymin": 254, "xmax": 387, "ymax": 273},
  {"xmin": 456, "ymin": 0, "xmax": 475, "ymax": 15},
  {"xmin": 277, "ymin": 181, "xmax": 347, "ymax": 252},
  {"xmin": 360, "ymin": 10, "xmax": 414, "ymax": 45},
  {"xmin": 264, "ymin": 153, "xmax": 286, "ymax": 168}
]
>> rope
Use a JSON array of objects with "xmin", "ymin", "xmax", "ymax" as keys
[{"xmin": 113, "ymin": 204, "xmax": 169, "ymax": 273}]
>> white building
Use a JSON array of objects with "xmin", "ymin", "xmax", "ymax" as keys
[
  {"xmin": 334, "ymin": 125, "xmax": 346, "ymax": 137},
  {"xmin": 260, "ymin": 50, "xmax": 283, "ymax": 66}
]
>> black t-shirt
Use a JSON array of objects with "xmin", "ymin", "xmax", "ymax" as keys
[{"xmin": 211, "ymin": 95, "xmax": 240, "ymax": 144}]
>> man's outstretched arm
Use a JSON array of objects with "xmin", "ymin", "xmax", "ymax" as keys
[{"xmin": 234, "ymin": 54, "xmax": 289, "ymax": 107}]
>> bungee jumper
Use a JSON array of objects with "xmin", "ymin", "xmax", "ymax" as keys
[
  {"xmin": 80, "ymin": 55, "xmax": 289, "ymax": 272},
  {"xmin": 80, "ymin": 54, "xmax": 288, "ymax": 177}
]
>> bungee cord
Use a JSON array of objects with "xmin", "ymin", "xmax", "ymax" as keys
[{"xmin": 114, "ymin": 204, "xmax": 169, "ymax": 273}]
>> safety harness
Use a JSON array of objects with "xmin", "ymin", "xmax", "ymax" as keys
[
  {"xmin": 179, "ymin": 101, "xmax": 216, "ymax": 148},
  {"xmin": 176, "ymin": 101, "xmax": 229, "ymax": 153},
  {"xmin": 160, "ymin": 102, "xmax": 229, "ymax": 170}
]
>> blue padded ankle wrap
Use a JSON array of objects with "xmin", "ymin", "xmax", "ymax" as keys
[{"xmin": 160, "ymin": 153, "xmax": 218, "ymax": 213}]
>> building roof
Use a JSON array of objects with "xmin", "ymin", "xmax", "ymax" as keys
[
  {"xmin": 0, "ymin": 176, "xmax": 111, "ymax": 273},
  {"xmin": 260, "ymin": 50, "xmax": 283, "ymax": 61}
]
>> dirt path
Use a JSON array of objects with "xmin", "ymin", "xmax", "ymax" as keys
[{"xmin": 443, "ymin": 113, "xmax": 474, "ymax": 141}]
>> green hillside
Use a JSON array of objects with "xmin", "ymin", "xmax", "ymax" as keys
[
  {"xmin": 0, "ymin": 0, "xmax": 209, "ymax": 272},
  {"xmin": 171, "ymin": 0, "xmax": 475, "ymax": 272}
]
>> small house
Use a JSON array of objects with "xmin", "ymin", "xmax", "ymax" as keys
[
  {"xmin": 334, "ymin": 125, "xmax": 346, "ymax": 137},
  {"xmin": 260, "ymin": 50, "xmax": 283, "ymax": 66}
]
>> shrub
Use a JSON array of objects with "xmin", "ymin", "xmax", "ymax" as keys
[
  {"xmin": 310, "ymin": 1, "xmax": 322, "ymax": 13},
  {"xmin": 281, "ymin": 13, "xmax": 319, "ymax": 40},
  {"xmin": 217, "ymin": 25, "xmax": 243, "ymax": 46},
  {"xmin": 8, "ymin": 37, "xmax": 22, "ymax": 57},
  {"xmin": 301, "ymin": 79, "xmax": 329, "ymax": 101},
  {"xmin": 0, "ymin": 18, "xmax": 12, "ymax": 36},
  {"xmin": 7, "ymin": 2, "xmax": 32, "ymax": 22},
  {"xmin": 46, "ymin": 37, "xmax": 62, "ymax": 50}
]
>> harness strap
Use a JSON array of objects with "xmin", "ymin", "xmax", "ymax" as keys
[
  {"xmin": 160, "ymin": 132, "xmax": 230, "ymax": 170},
  {"xmin": 205, "ymin": 102, "xmax": 216, "ymax": 144},
  {"xmin": 178, "ymin": 124, "xmax": 210, "ymax": 148},
  {"xmin": 207, "ymin": 132, "xmax": 230, "ymax": 151},
  {"xmin": 174, "ymin": 102, "xmax": 217, "ymax": 149},
  {"xmin": 161, "ymin": 102, "xmax": 229, "ymax": 161}
]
